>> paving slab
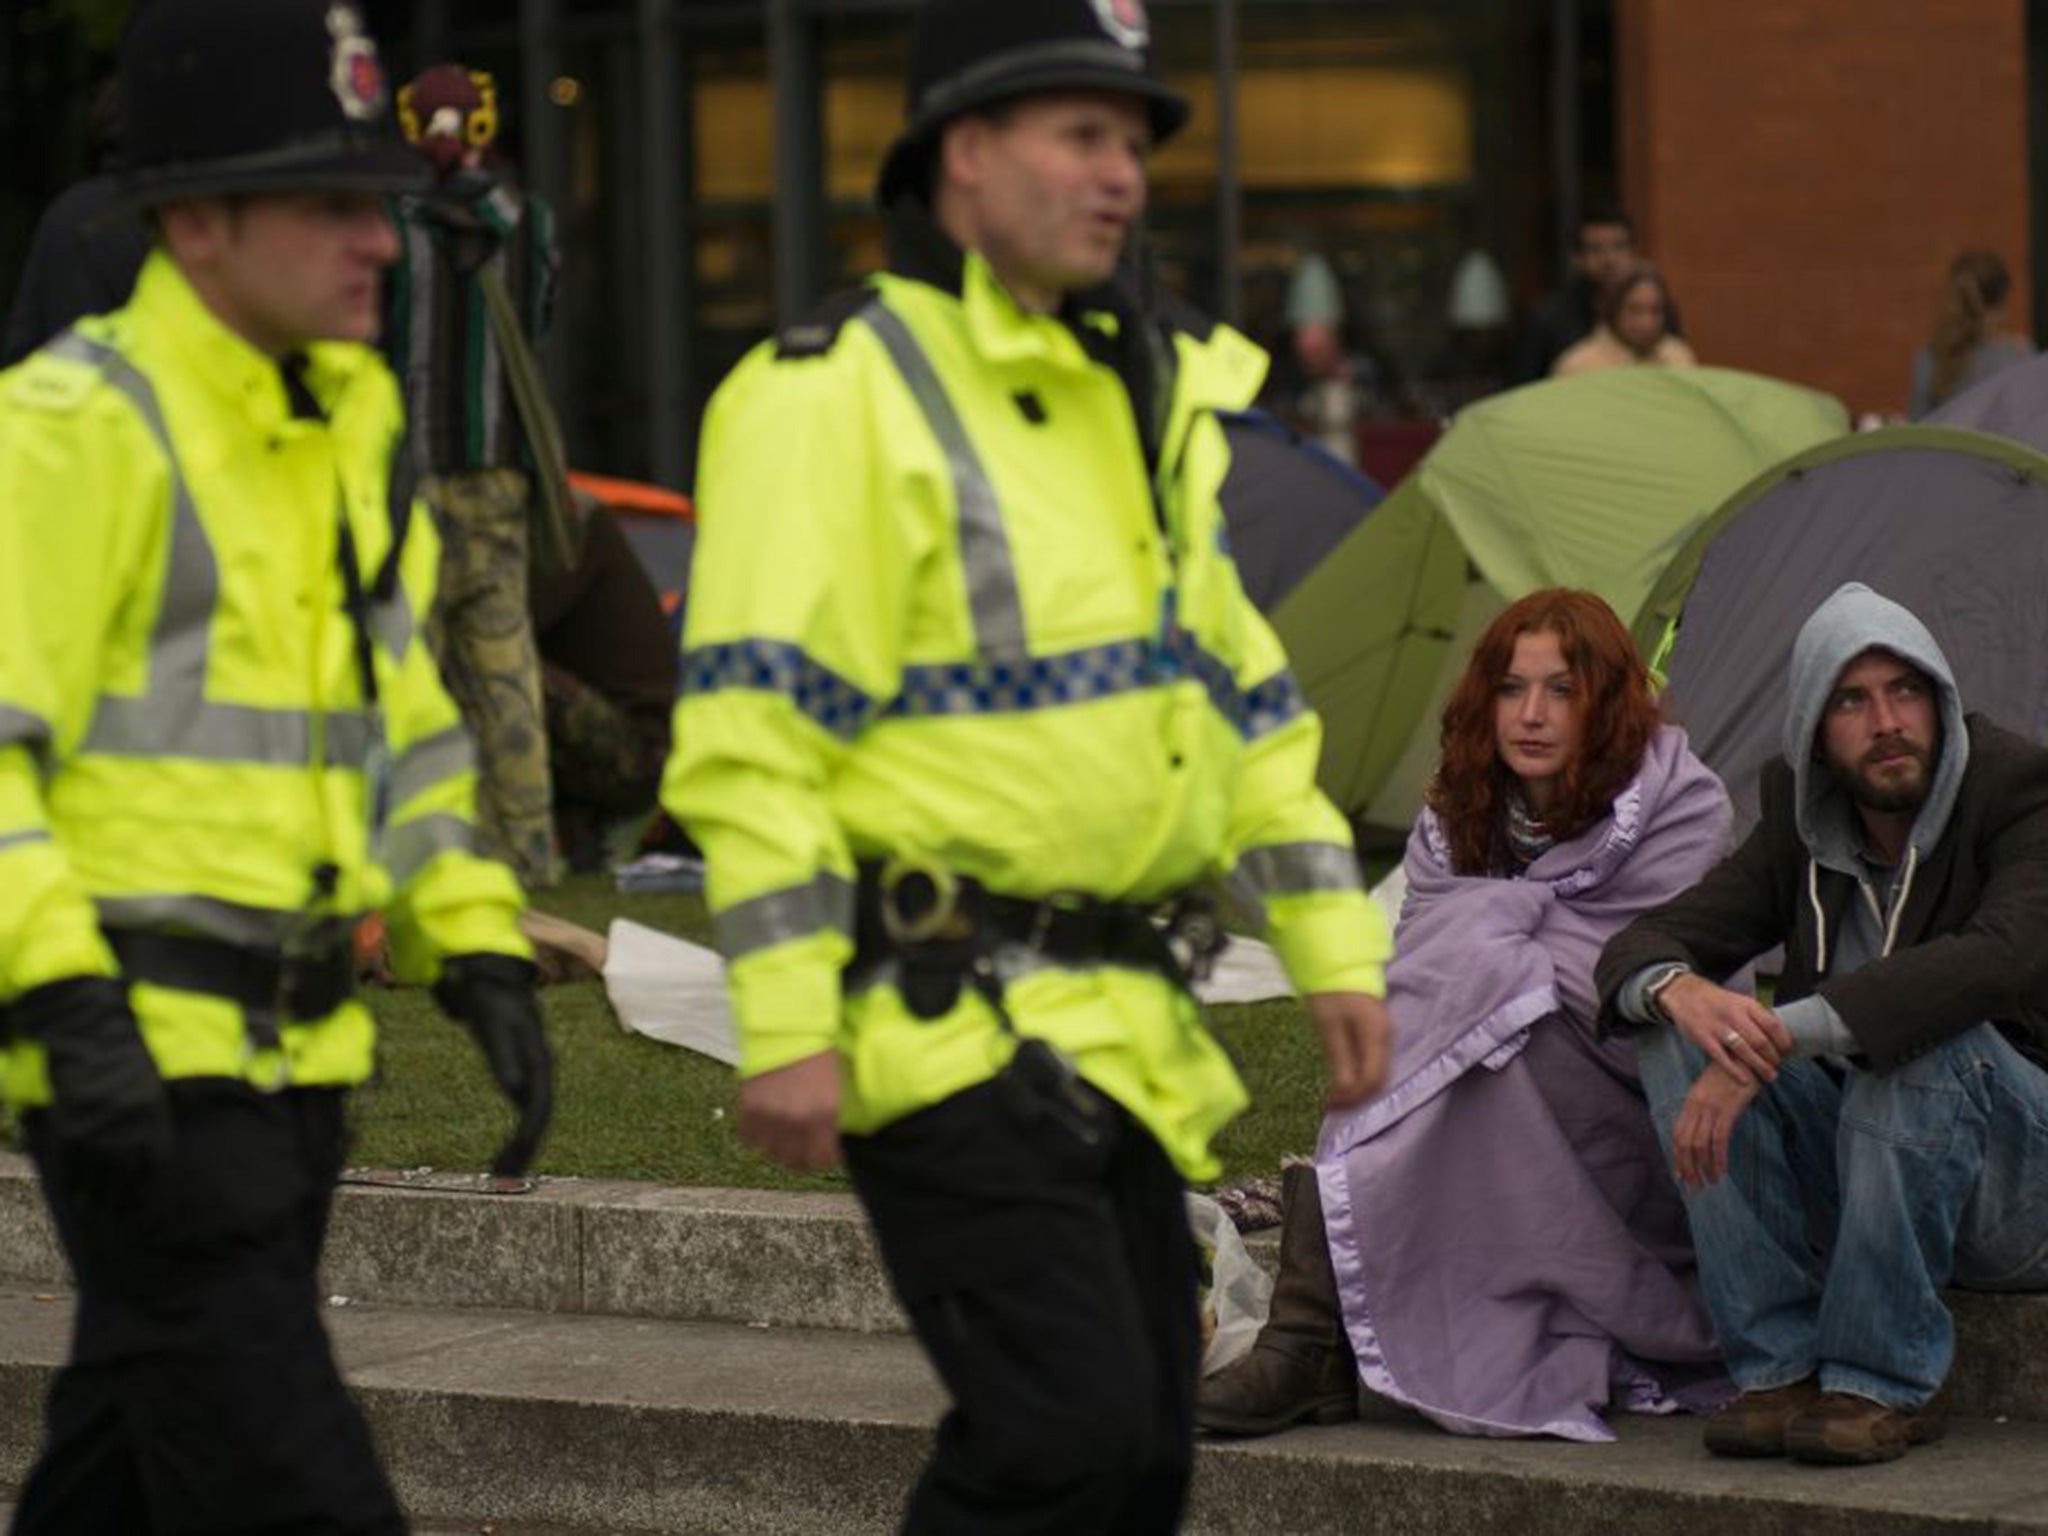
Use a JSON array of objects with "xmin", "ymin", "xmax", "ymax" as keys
[{"xmin": 1, "ymin": 1285, "xmax": 2047, "ymax": 1535}]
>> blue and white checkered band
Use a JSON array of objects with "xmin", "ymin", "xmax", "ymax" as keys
[
  {"xmin": 1239, "ymin": 670, "xmax": 1306, "ymax": 740},
  {"xmin": 886, "ymin": 631, "xmax": 1305, "ymax": 742},
  {"xmin": 679, "ymin": 640, "xmax": 879, "ymax": 740},
  {"xmin": 684, "ymin": 631, "xmax": 1302, "ymax": 742}
]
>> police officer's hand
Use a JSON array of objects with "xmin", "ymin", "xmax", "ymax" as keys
[
  {"xmin": 1307, "ymin": 991, "xmax": 1393, "ymax": 1110},
  {"xmin": 14, "ymin": 976, "xmax": 173, "ymax": 1216},
  {"xmin": 433, "ymin": 954, "xmax": 554, "ymax": 1177},
  {"xmin": 736, "ymin": 1050, "xmax": 842, "ymax": 1171}
]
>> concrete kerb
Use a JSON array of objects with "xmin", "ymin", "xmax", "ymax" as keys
[
  {"xmin": 0, "ymin": 1153, "xmax": 908, "ymax": 1334},
  {"xmin": 4, "ymin": 1154, "xmax": 2047, "ymax": 1422}
]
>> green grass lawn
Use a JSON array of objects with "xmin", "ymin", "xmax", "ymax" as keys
[{"xmin": 349, "ymin": 874, "xmax": 1332, "ymax": 1193}]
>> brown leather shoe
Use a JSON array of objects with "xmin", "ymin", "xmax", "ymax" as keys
[
  {"xmin": 1702, "ymin": 1378, "xmax": 1824, "ymax": 1458},
  {"xmin": 1785, "ymin": 1391, "xmax": 1948, "ymax": 1465}
]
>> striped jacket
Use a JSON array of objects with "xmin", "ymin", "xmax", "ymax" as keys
[
  {"xmin": 0, "ymin": 253, "xmax": 527, "ymax": 1105},
  {"xmin": 663, "ymin": 220, "xmax": 1389, "ymax": 1178}
]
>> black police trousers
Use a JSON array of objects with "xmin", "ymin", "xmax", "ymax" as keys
[
  {"xmin": 14, "ymin": 1081, "xmax": 404, "ymax": 1536},
  {"xmin": 844, "ymin": 1076, "xmax": 1200, "ymax": 1536}
]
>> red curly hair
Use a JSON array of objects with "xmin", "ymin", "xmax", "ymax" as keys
[{"xmin": 1426, "ymin": 588, "xmax": 1659, "ymax": 875}]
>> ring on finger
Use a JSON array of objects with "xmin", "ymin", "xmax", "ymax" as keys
[{"xmin": 1722, "ymin": 1029, "xmax": 1743, "ymax": 1049}]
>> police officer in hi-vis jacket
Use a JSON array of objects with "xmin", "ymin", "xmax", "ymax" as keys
[
  {"xmin": 664, "ymin": 1, "xmax": 1394, "ymax": 1528},
  {"xmin": 0, "ymin": 2, "xmax": 551, "ymax": 1529}
]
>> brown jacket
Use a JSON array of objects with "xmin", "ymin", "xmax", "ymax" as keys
[{"xmin": 1596, "ymin": 715, "xmax": 2048, "ymax": 1072}]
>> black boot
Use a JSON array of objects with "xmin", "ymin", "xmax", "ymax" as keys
[{"xmin": 1195, "ymin": 1162, "xmax": 1357, "ymax": 1436}]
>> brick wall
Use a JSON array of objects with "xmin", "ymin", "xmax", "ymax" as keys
[{"xmin": 1615, "ymin": 0, "xmax": 2030, "ymax": 416}]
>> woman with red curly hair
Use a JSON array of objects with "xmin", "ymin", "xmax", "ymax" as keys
[{"xmin": 1201, "ymin": 590, "xmax": 1739, "ymax": 1441}]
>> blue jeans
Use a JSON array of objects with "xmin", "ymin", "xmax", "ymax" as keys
[{"xmin": 1637, "ymin": 1022, "xmax": 2048, "ymax": 1409}]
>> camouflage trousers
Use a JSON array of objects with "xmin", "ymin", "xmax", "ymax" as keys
[
  {"xmin": 423, "ymin": 467, "xmax": 559, "ymax": 888},
  {"xmin": 542, "ymin": 664, "xmax": 670, "ymax": 873}
]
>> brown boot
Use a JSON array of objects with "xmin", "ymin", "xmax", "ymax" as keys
[
  {"xmin": 1702, "ymin": 1378, "xmax": 1824, "ymax": 1458},
  {"xmin": 1785, "ymin": 1391, "xmax": 1949, "ymax": 1465},
  {"xmin": 1196, "ymin": 1162, "xmax": 1357, "ymax": 1437}
]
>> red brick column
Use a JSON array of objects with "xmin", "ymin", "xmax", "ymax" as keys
[{"xmin": 1614, "ymin": 0, "xmax": 2029, "ymax": 416}]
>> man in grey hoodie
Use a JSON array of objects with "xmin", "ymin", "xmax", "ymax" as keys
[{"xmin": 1597, "ymin": 582, "xmax": 2048, "ymax": 1465}]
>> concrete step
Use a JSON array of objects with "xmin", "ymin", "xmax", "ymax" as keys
[
  {"xmin": 3, "ymin": 1154, "xmax": 2045, "ymax": 1424},
  {"xmin": 0, "ymin": 1285, "xmax": 2045, "ymax": 1536}
]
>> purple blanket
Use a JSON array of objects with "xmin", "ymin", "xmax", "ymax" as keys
[{"xmin": 1316, "ymin": 725, "xmax": 1735, "ymax": 1440}]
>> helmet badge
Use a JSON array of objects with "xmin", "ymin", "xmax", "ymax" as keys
[
  {"xmin": 1088, "ymin": 0, "xmax": 1150, "ymax": 50},
  {"xmin": 326, "ymin": 3, "xmax": 387, "ymax": 123}
]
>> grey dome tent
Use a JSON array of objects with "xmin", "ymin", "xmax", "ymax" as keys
[
  {"xmin": 1216, "ymin": 410, "xmax": 1385, "ymax": 612},
  {"xmin": 1926, "ymin": 348, "xmax": 2048, "ymax": 443},
  {"xmin": 1634, "ymin": 425, "xmax": 2048, "ymax": 834}
]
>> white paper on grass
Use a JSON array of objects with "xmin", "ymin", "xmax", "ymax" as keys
[
  {"xmin": 1197, "ymin": 934, "xmax": 1295, "ymax": 1004},
  {"xmin": 603, "ymin": 919, "xmax": 739, "ymax": 1066}
]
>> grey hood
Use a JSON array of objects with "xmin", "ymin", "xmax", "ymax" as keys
[{"xmin": 1784, "ymin": 581, "xmax": 1969, "ymax": 875}]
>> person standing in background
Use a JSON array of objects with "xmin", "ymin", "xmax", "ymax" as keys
[
  {"xmin": 386, "ymin": 63, "xmax": 573, "ymax": 888},
  {"xmin": 1513, "ymin": 205, "xmax": 1637, "ymax": 383},
  {"xmin": 1552, "ymin": 261, "xmax": 1697, "ymax": 377},
  {"xmin": 1282, "ymin": 251, "xmax": 1362, "ymax": 467},
  {"xmin": 1908, "ymin": 250, "xmax": 2034, "ymax": 419}
]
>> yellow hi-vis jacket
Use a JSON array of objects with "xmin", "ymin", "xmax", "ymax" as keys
[
  {"xmin": 664, "ymin": 248, "xmax": 1390, "ymax": 1178},
  {"xmin": 0, "ymin": 252, "xmax": 528, "ymax": 1106}
]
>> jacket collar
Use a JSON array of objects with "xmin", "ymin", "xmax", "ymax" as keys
[
  {"xmin": 884, "ymin": 196, "xmax": 1124, "ymax": 372},
  {"xmin": 128, "ymin": 250, "xmax": 375, "ymax": 435},
  {"xmin": 879, "ymin": 193, "xmax": 1266, "ymax": 428}
]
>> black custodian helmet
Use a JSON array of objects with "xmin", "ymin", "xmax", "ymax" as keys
[
  {"xmin": 119, "ymin": 0, "xmax": 425, "ymax": 205},
  {"xmin": 877, "ymin": 0, "xmax": 1190, "ymax": 207}
]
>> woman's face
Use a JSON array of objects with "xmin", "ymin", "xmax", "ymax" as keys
[
  {"xmin": 1614, "ymin": 278, "xmax": 1668, "ymax": 354},
  {"xmin": 1493, "ymin": 630, "xmax": 1583, "ymax": 815}
]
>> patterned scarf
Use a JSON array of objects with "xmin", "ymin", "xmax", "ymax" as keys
[{"xmin": 1503, "ymin": 789, "xmax": 1557, "ymax": 873}]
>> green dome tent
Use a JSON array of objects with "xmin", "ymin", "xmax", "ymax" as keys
[
  {"xmin": 1271, "ymin": 366, "xmax": 1847, "ymax": 836},
  {"xmin": 1633, "ymin": 425, "xmax": 2048, "ymax": 835}
]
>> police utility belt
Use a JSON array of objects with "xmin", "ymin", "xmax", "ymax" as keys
[
  {"xmin": 101, "ymin": 925, "xmax": 356, "ymax": 1049},
  {"xmin": 845, "ymin": 859, "xmax": 1227, "ymax": 1145}
]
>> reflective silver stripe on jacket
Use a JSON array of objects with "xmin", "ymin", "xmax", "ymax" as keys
[
  {"xmin": 94, "ymin": 893, "xmax": 354, "ymax": 949},
  {"xmin": 47, "ymin": 331, "xmax": 384, "ymax": 769},
  {"xmin": 385, "ymin": 813, "xmax": 474, "ymax": 886},
  {"xmin": 389, "ymin": 725, "xmax": 475, "ymax": 808},
  {"xmin": 0, "ymin": 705, "xmax": 53, "ymax": 775},
  {"xmin": 859, "ymin": 303, "xmax": 1028, "ymax": 660},
  {"xmin": 83, "ymin": 697, "xmax": 377, "ymax": 767},
  {"xmin": 715, "ymin": 871, "xmax": 855, "ymax": 961},
  {"xmin": 0, "ymin": 829, "xmax": 51, "ymax": 855},
  {"xmin": 370, "ymin": 583, "xmax": 416, "ymax": 661},
  {"xmin": 0, "ymin": 705, "xmax": 51, "ymax": 752},
  {"xmin": 1232, "ymin": 842, "xmax": 1362, "ymax": 901}
]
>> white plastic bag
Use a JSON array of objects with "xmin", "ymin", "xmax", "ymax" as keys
[{"xmin": 1187, "ymin": 1192, "xmax": 1273, "ymax": 1377}]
